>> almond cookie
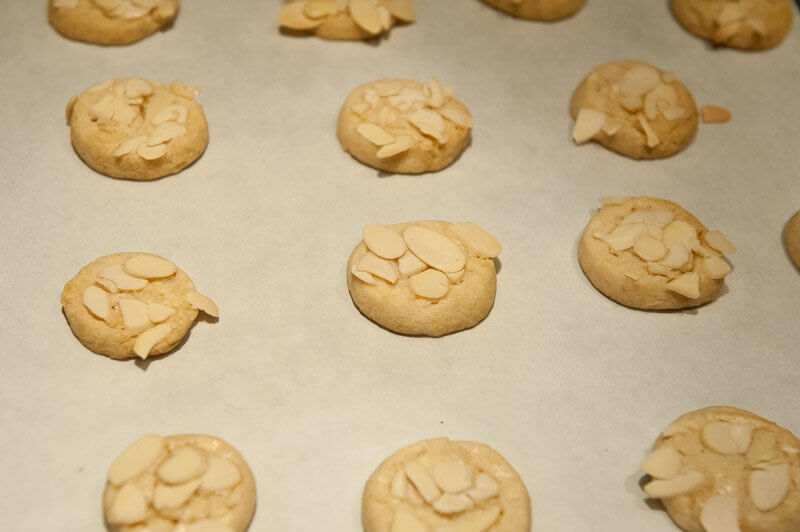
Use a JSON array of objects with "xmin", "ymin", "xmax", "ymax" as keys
[
  {"xmin": 347, "ymin": 221, "xmax": 501, "ymax": 336},
  {"xmin": 278, "ymin": 0, "xmax": 414, "ymax": 40},
  {"xmin": 337, "ymin": 78, "xmax": 473, "ymax": 174},
  {"xmin": 363, "ymin": 437, "xmax": 531, "ymax": 532},
  {"xmin": 570, "ymin": 60, "xmax": 699, "ymax": 159},
  {"xmin": 640, "ymin": 406, "xmax": 800, "ymax": 532},
  {"xmin": 49, "ymin": 0, "xmax": 179, "ymax": 45},
  {"xmin": 670, "ymin": 0, "xmax": 793, "ymax": 50},
  {"xmin": 61, "ymin": 252, "xmax": 219, "ymax": 360},
  {"xmin": 103, "ymin": 434, "xmax": 256, "ymax": 532},
  {"xmin": 482, "ymin": 0, "xmax": 586, "ymax": 20},
  {"xmin": 785, "ymin": 211, "xmax": 800, "ymax": 270},
  {"xmin": 66, "ymin": 78, "xmax": 208, "ymax": 181},
  {"xmin": 578, "ymin": 196, "xmax": 735, "ymax": 310}
]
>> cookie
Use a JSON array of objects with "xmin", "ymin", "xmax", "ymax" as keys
[
  {"xmin": 347, "ymin": 221, "xmax": 501, "ymax": 336},
  {"xmin": 670, "ymin": 0, "xmax": 793, "ymax": 50},
  {"xmin": 103, "ymin": 434, "xmax": 256, "ymax": 531},
  {"xmin": 61, "ymin": 252, "xmax": 219, "ymax": 360},
  {"xmin": 362, "ymin": 437, "xmax": 531, "ymax": 532},
  {"xmin": 279, "ymin": 0, "xmax": 414, "ymax": 40},
  {"xmin": 337, "ymin": 78, "xmax": 473, "ymax": 174},
  {"xmin": 483, "ymin": 0, "xmax": 586, "ymax": 20},
  {"xmin": 578, "ymin": 196, "xmax": 735, "ymax": 310},
  {"xmin": 641, "ymin": 406, "xmax": 800, "ymax": 532},
  {"xmin": 570, "ymin": 60, "xmax": 699, "ymax": 159},
  {"xmin": 66, "ymin": 78, "xmax": 208, "ymax": 181},
  {"xmin": 49, "ymin": 0, "xmax": 179, "ymax": 46},
  {"xmin": 785, "ymin": 211, "xmax": 800, "ymax": 270}
]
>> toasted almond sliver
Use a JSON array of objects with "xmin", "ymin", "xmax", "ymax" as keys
[
  {"xmin": 82, "ymin": 285, "xmax": 111, "ymax": 322},
  {"xmin": 356, "ymin": 123, "xmax": 395, "ymax": 146},
  {"xmin": 376, "ymin": 135, "xmax": 415, "ymax": 158},
  {"xmin": 137, "ymin": 143, "xmax": 167, "ymax": 161},
  {"xmin": 714, "ymin": 21, "xmax": 741, "ymax": 43},
  {"xmin": 123, "ymin": 254, "xmax": 176, "ymax": 279},
  {"xmin": 644, "ymin": 470, "xmax": 706, "ymax": 498},
  {"xmin": 349, "ymin": 0, "xmax": 382, "ymax": 34},
  {"xmin": 573, "ymin": 108, "xmax": 605, "ymax": 144},
  {"xmin": 729, "ymin": 424, "xmax": 754, "ymax": 453},
  {"xmin": 432, "ymin": 460, "xmax": 473, "ymax": 494},
  {"xmin": 113, "ymin": 136, "xmax": 148, "ymax": 157},
  {"xmin": 279, "ymin": 1, "xmax": 323, "ymax": 30},
  {"xmin": 702, "ymin": 105, "xmax": 732, "ymax": 124},
  {"xmin": 747, "ymin": 430, "xmax": 777, "ymax": 465},
  {"xmin": 133, "ymin": 323, "xmax": 172, "ymax": 360},
  {"xmin": 384, "ymin": 0, "xmax": 415, "ymax": 22},
  {"xmin": 147, "ymin": 123, "xmax": 187, "ymax": 146},
  {"xmin": 662, "ymin": 220, "xmax": 698, "ymax": 249},
  {"xmin": 185, "ymin": 291, "xmax": 219, "ymax": 318},
  {"xmin": 666, "ymin": 272, "xmax": 700, "ymax": 299},
  {"xmin": 363, "ymin": 224, "xmax": 406, "ymax": 259},
  {"xmin": 700, "ymin": 495, "xmax": 741, "ymax": 532}
]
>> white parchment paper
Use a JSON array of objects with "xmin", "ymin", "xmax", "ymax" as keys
[{"xmin": 0, "ymin": 1, "xmax": 799, "ymax": 530}]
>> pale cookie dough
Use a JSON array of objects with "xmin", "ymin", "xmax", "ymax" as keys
[
  {"xmin": 49, "ymin": 0, "xmax": 179, "ymax": 46},
  {"xmin": 103, "ymin": 434, "xmax": 256, "ymax": 532},
  {"xmin": 279, "ymin": 0, "xmax": 414, "ymax": 40},
  {"xmin": 363, "ymin": 437, "xmax": 531, "ymax": 532},
  {"xmin": 482, "ymin": 0, "xmax": 586, "ymax": 20},
  {"xmin": 670, "ymin": 0, "xmax": 793, "ymax": 50},
  {"xmin": 570, "ymin": 60, "xmax": 699, "ymax": 159},
  {"xmin": 785, "ymin": 211, "xmax": 800, "ymax": 270},
  {"xmin": 337, "ymin": 78, "xmax": 473, "ymax": 174},
  {"xmin": 641, "ymin": 406, "xmax": 800, "ymax": 532},
  {"xmin": 578, "ymin": 196, "xmax": 735, "ymax": 310},
  {"xmin": 347, "ymin": 220, "xmax": 501, "ymax": 336},
  {"xmin": 66, "ymin": 78, "xmax": 208, "ymax": 181},
  {"xmin": 61, "ymin": 252, "xmax": 219, "ymax": 360}
]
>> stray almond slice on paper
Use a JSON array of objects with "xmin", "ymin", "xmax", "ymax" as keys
[
  {"xmin": 185, "ymin": 291, "xmax": 219, "ymax": 318},
  {"xmin": 572, "ymin": 108, "xmax": 605, "ymax": 144},
  {"xmin": 384, "ymin": 0, "xmax": 415, "ymax": 22},
  {"xmin": 357, "ymin": 123, "xmax": 395, "ymax": 146},
  {"xmin": 133, "ymin": 323, "xmax": 172, "ymax": 360},
  {"xmin": 702, "ymin": 105, "xmax": 731, "ymax": 124},
  {"xmin": 666, "ymin": 272, "xmax": 700, "ymax": 299},
  {"xmin": 349, "ymin": 0, "xmax": 383, "ymax": 35},
  {"xmin": 83, "ymin": 285, "xmax": 111, "ymax": 322}
]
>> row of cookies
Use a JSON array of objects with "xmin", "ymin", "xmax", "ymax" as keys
[
  {"xmin": 100, "ymin": 405, "xmax": 800, "ymax": 531},
  {"xmin": 48, "ymin": 0, "xmax": 796, "ymax": 50}
]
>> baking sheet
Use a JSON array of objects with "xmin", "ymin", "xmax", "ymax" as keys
[{"xmin": 1, "ymin": 1, "xmax": 799, "ymax": 530}]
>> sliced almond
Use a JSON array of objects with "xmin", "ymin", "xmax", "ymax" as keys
[
  {"xmin": 137, "ymin": 143, "xmax": 167, "ymax": 161},
  {"xmin": 107, "ymin": 483, "xmax": 148, "ymax": 525},
  {"xmin": 397, "ymin": 250, "xmax": 426, "ymax": 277},
  {"xmin": 390, "ymin": 510, "xmax": 427, "ymax": 532},
  {"xmin": 432, "ymin": 460, "xmax": 473, "ymax": 494},
  {"xmin": 716, "ymin": 3, "xmax": 744, "ymax": 25},
  {"xmin": 749, "ymin": 462, "xmax": 790, "ymax": 511},
  {"xmin": 356, "ymin": 252, "xmax": 399, "ymax": 284},
  {"xmin": 132, "ymin": 323, "xmax": 172, "ymax": 360},
  {"xmin": 377, "ymin": 5, "xmax": 392, "ymax": 30},
  {"xmin": 641, "ymin": 446, "xmax": 682, "ymax": 480},
  {"xmin": 702, "ymin": 256, "xmax": 732, "ymax": 280},
  {"xmin": 593, "ymin": 223, "xmax": 648, "ymax": 252},
  {"xmin": 351, "ymin": 263, "xmax": 377, "ymax": 284},
  {"xmin": 633, "ymin": 234, "xmax": 667, "ymax": 262},
  {"xmin": 199, "ymin": 456, "xmax": 241, "ymax": 492},
  {"xmin": 390, "ymin": 469, "xmax": 407, "ymax": 499},
  {"xmin": 438, "ymin": 103, "xmax": 472, "ymax": 129},
  {"xmin": 123, "ymin": 78, "xmax": 152, "ymax": 99},
  {"xmin": 644, "ymin": 91, "xmax": 659, "ymax": 120},
  {"xmin": 702, "ymin": 422, "xmax": 739, "ymax": 455},
  {"xmin": 624, "ymin": 208, "xmax": 674, "ymax": 225},
  {"xmin": 662, "ymin": 220, "xmax": 698, "ymax": 249},
  {"xmin": 83, "ymin": 285, "xmax": 111, "ymax": 322},
  {"xmin": 662, "ymin": 105, "xmax": 686, "ymax": 121},
  {"xmin": 279, "ymin": 1, "xmax": 324, "ymax": 30},
  {"xmin": 376, "ymin": 135, "xmax": 415, "ymax": 158},
  {"xmin": 384, "ymin": 0, "xmax": 415, "ymax": 22},
  {"xmin": 572, "ymin": 108, "xmax": 605, "ymax": 144},
  {"xmin": 466, "ymin": 473, "xmax": 499, "ymax": 502},
  {"xmin": 114, "ymin": 136, "xmax": 148, "ymax": 157},
  {"xmin": 425, "ymin": 78, "xmax": 445, "ymax": 108},
  {"xmin": 729, "ymin": 424, "xmax": 754, "ymax": 454},
  {"xmin": 644, "ymin": 470, "xmax": 706, "ymax": 498},
  {"xmin": 619, "ymin": 65, "xmax": 661, "ymax": 97},
  {"xmin": 108, "ymin": 434, "xmax": 165, "ymax": 486},
  {"xmin": 185, "ymin": 291, "xmax": 219, "ymax": 318},
  {"xmin": 349, "ymin": 0, "xmax": 382, "ymax": 35},
  {"xmin": 407, "ymin": 108, "xmax": 447, "ymax": 143},
  {"xmin": 409, "ymin": 269, "xmax": 449, "ymax": 299},
  {"xmin": 648, "ymin": 261, "xmax": 680, "ymax": 279},
  {"xmin": 357, "ymin": 123, "xmax": 395, "ymax": 146},
  {"xmin": 152, "ymin": 104, "xmax": 188, "ymax": 125},
  {"xmin": 446, "ymin": 269, "xmax": 465, "ymax": 283},
  {"xmin": 147, "ymin": 123, "xmax": 187, "ymax": 146},
  {"xmin": 403, "ymin": 225, "xmax": 466, "ymax": 273},
  {"xmin": 153, "ymin": 479, "xmax": 201, "ymax": 509},
  {"xmin": 147, "ymin": 302, "xmax": 175, "ymax": 323},
  {"xmin": 747, "ymin": 430, "xmax": 777, "ymax": 466},
  {"xmin": 373, "ymin": 81, "xmax": 403, "ymax": 97},
  {"xmin": 714, "ymin": 21, "xmax": 741, "ymax": 43},
  {"xmin": 666, "ymin": 272, "xmax": 700, "ymax": 299},
  {"xmin": 303, "ymin": 0, "xmax": 339, "ymax": 18},
  {"xmin": 700, "ymin": 495, "xmax": 741, "ymax": 532},
  {"xmin": 95, "ymin": 277, "xmax": 118, "ymax": 293},
  {"xmin": 123, "ymin": 254, "xmax": 176, "ymax": 279},
  {"xmin": 403, "ymin": 461, "xmax": 441, "ymax": 503},
  {"xmin": 170, "ymin": 81, "xmax": 198, "ymax": 100},
  {"xmin": 747, "ymin": 17, "xmax": 767, "ymax": 36},
  {"xmin": 619, "ymin": 94, "xmax": 644, "ymax": 112},
  {"xmin": 450, "ymin": 222, "xmax": 501, "ymax": 258},
  {"xmin": 119, "ymin": 298, "xmax": 151, "ymax": 332},
  {"xmin": 662, "ymin": 423, "xmax": 687, "ymax": 437},
  {"xmin": 99, "ymin": 264, "xmax": 148, "ymax": 291},
  {"xmin": 637, "ymin": 113, "xmax": 660, "ymax": 148},
  {"xmin": 703, "ymin": 231, "xmax": 736, "ymax": 254},
  {"xmin": 363, "ymin": 224, "xmax": 406, "ymax": 259},
  {"xmin": 433, "ymin": 493, "xmax": 473, "ymax": 515},
  {"xmin": 157, "ymin": 447, "xmax": 207, "ymax": 485},
  {"xmin": 602, "ymin": 118, "xmax": 623, "ymax": 136}
]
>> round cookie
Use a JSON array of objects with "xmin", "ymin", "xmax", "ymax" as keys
[
  {"xmin": 61, "ymin": 252, "xmax": 219, "ymax": 360},
  {"xmin": 49, "ymin": 0, "xmax": 179, "ymax": 46},
  {"xmin": 103, "ymin": 434, "xmax": 256, "ymax": 531},
  {"xmin": 670, "ymin": 0, "xmax": 793, "ymax": 50},
  {"xmin": 362, "ymin": 437, "xmax": 531, "ymax": 532},
  {"xmin": 66, "ymin": 78, "xmax": 208, "ymax": 181},
  {"xmin": 570, "ymin": 60, "xmax": 699, "ymax": 159},
  {"xmin": 482, "ymin": 0, "xmax": 586, "ymax": 20},
  {"xmin": 785, "ymin": 211, "xmax": 800, "ymax": 270},
  {"xmin": 347, "ymin": 220, "xmax": 501, "ymax": 336},
  {"xmin": 641, "ymin": 406, "xmax": 800, "ymax": 532},
  {"xmin": 337, "ymin": 78, "xmax": 473, "ymax": 174},
  {"xmin": 278, "ymin": 0, "xmax": 415, "ymax": 40},
  {"xmin": 578, "ymin": 196, "xmax": 735, "ymax": 310}
]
